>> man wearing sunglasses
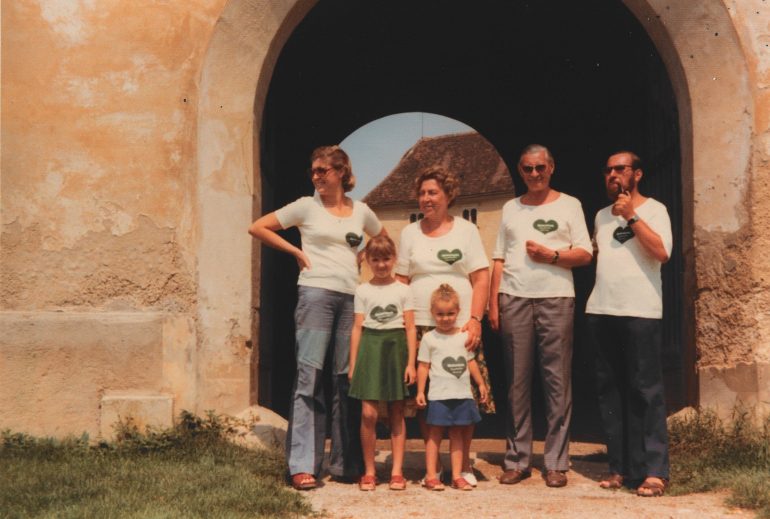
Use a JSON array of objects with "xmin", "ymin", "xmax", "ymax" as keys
[
  {"xmin": 585, "ymin": 151, "xmax": 672, "ymax": 497},
  {"xmin": 489, "ymin": 144, "xmax": 592, "ymax": 488}
]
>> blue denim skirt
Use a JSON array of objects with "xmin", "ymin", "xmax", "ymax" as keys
[{"xmin": 425, "ymin": 398, "xmax": 481, "ymax": 426}]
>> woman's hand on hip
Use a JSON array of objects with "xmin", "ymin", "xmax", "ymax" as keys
[
  {"xmin": 294, "ymin": 249, "xmax": 311, "ymax": 270},
  {"xmin": 461, "ymin": 318, "xmax": 482, "ymax": 350}
]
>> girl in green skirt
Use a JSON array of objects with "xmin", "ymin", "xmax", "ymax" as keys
[{"xmin": 349, "ymin": 235, "xmax": 417, "ymax": 491}]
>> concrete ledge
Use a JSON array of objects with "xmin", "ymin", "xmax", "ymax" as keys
[
  {"xmin": 0, "ymin": 311, "xmax": 167, "ymax": 438},
  {"xmin": 699, "ymin": 361, "xmax": 770, "ymax": 421},
  {"xmin": 100, "ymin": 391, "xmax": 174, "ymax": 440}
]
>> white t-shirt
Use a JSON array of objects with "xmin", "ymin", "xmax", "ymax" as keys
[
  {"xmin": 492, "ymin": 193, "xmax": 592, "ymax": 298},
  {"xmin": 395, "ymin": 218, "xmax": 489, "ymax": 326},
  {"xmin": 275, "ymin": 194, "xmax": 382, "ymax": 295},
  {"xmin": 354, "ymin": 281, "xmax": 415, "ymax": 330},
  {"xmin": 586, "ymin": 198, "xmax": 672, "ymax": 319},
  {"xmin": 417, "ymin": 330, "xmax": 474, "ymax": 401}
]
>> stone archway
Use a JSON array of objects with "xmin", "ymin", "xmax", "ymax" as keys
[{"xmin": 195, "ymin": 0, "xmax": 754, "ymax": 415}]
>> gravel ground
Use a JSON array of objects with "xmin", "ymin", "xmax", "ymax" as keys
[{"xmin": 301, "ymin": 440, "xmax": 752, "ymax": 519}]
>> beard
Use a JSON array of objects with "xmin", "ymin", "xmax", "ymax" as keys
[{"xmin": 606, "ymin": 175, "xmax": 637, "ymax": 200}]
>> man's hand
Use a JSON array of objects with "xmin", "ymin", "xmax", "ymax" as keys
[
  {"xmin": 612, "ymin": 191, "xmax": 635, "ymax": 220},
  {"xmin": 415, "ymin": 393, "xmax": 427, "ymax": 408},
  {"xmin": 488, "ymin": 305, "xmax": 500, "ymax": 332},
  {"xmin": 526, "ymin": 240, "xmax": 555, "ymax": 264}
]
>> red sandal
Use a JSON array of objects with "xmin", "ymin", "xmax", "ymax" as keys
[
  {"xmin": 422, "ymin": 477, "xmax": 445, "ymax": 491},
  {"xmin": 359, "ymin": 474, "xmax": 377, "ymax": 491},
  {"xmin": 452, "ymin": 477, "xmax": 473, "ymax": 491},
  {"xmin": 389, "ymin": 474, "xmax": 407, "ymax": 490}
]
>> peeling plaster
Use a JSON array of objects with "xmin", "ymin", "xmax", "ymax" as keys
[
  {"xmin": 1, "ymin": 216, "xmax": 195, "ymax": 312},
  {"xmin": 695, "ymin": 226, "xmax": 759, "ymax": 368},
  {"xmin": 37, "ymin": 0, "xmax": 96, "ymax": 46}
]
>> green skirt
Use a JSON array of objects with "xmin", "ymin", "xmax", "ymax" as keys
[{"xmin": 349, "ymin": 328, "xmax": 408, "ymax": 402}]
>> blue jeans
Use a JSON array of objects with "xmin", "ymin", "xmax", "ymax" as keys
[
  {"xmin": 285, "ymin": 286, "xmax": 363, "ymax": 477},
  {"xmin": 586, "ymin": 314, "xmax": 670, "ymax": 481}
]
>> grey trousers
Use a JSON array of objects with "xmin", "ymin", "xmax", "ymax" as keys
[
  {"xmin": 285, "ymin": 286, "xmax": 363, "ymax": 478},
  {"xmin": 499, "ymin": 295, "xmax": 574, "ymax": 472}
]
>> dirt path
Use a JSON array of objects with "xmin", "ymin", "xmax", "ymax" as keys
[{"xmin": 303, "ymin": 440, "xmax": 751, "ymax": 519}]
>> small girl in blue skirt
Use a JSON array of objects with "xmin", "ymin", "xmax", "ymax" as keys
[
  {"xmin": 349, "ymin": 235, "xmax": 417, "ymax": 491},
  {"xmin": 415, "ymin": 283, "xmax": 488, "ymax": 491}
]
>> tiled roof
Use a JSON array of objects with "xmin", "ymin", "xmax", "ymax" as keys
[{"xmin": 362, "ymin": 132, "xmax": 514, "ymax": 207}]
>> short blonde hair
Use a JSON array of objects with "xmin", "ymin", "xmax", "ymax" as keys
[
  {"xmin": 430, "ymin": 283, "xmax": 460, "ymax": 310},
  {"xmin": 414, "ymin": 167, "xmax": 460, "ymax": 207},
  {"xmin": 310, "ymin": 145, "xmax": 356, "ymax": 192}
]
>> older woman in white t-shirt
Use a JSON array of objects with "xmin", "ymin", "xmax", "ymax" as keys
[
  {"xmin": 249, "ymin": 145, "xmax": 384, "ymax": 490},
  {"xmin": 395, "ymin": 167, "xmax": 493, "ymax": 485}
]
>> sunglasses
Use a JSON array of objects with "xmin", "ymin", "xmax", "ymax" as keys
[
  {"xmin": 308, "ymin": 165, "xmax": 339, "ymax": 177},
  {"xmin": 603, "ymin": 164, "xmax": 634, "ymax": 174},
  {"xmin": 520, "ymin": 164, "xmax": 548, "ymax": 174}
]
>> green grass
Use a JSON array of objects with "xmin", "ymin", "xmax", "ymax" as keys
[
  {"xmin": 669, "ymin": 408, "xmax": 770, "ymax": 518},
  {"xmin": 0, "ymin": 412, "xmax": 310, "ymax": 519}
]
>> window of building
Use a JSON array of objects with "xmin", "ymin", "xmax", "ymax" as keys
[
  {"xmin": 409, "ymin": 213, "xmax": 424, "ymax": 223},
  {"xmin": 462, "ymin": 208, "xmax": 477, "ymax": 225}
]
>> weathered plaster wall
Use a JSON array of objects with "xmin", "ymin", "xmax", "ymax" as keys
[
  {"xmin": 726, "ymin": 0, "xmax": 770, "ymax": 367},
  {"xmin": 1, "ymin": 0, "xmax": 226, "ymax": 311},
  {"xmin": 0, "ymin": 0, "xmax": 227, "ymax": 436},
  {"xmin": 3, "ymin": 0, "xmax": 770, "ymax": 436},
  {"xmin": 623, "ymin": 0, "xmax": 770, "ymax": 417},
  {"xmin": 2, "ymin": 217, "xmax": 194, "ymax": 311},
  {"xmin": 195, "ymin": 0, "xmax": 316, "ymax": 411}
]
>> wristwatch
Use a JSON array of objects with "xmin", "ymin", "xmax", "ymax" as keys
[
  {"xmin": 550, "ymin": 250, "xmax": 560, "ymax": 264},
  {"xmin": 627, "ymin": 215, "xmax": 640, "ymax": 226},
  {"xmin": 471, "ymin": 315, "xmax": 482, "ymax": 323}
]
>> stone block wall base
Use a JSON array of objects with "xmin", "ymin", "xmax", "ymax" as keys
[
  {"xmin": 100, "ymin": 391, "xmax": 174, "ymax": 440},
  {"xmin": 699, "ymin": 361, "xmax": 770, "ymax": 421}
]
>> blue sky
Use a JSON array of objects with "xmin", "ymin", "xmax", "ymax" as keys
[{"xmin": 341, "ymin": 112, "xmax": 474, "ymax": 199}]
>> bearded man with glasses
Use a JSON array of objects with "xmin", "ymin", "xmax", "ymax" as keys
[
  {"xmin": 586, "ymin": 151, "xmax": 672, "ymax": 497},
  {"xmin": 489, "ymin": 144, "xmax": 592, "ymax": 488}
]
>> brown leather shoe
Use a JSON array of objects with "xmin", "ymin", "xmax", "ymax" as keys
[
  {"xmin": 545, "ymin": 470, "xmax": 568, "ymax": 488},
  {"xmin": 499, "ymin": 469, "xmax": 531, "ymax": 485}
]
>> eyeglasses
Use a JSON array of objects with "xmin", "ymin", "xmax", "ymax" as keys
[
  {"xmin": 309, "ymin": 165, "xmax": 339, "ymax": 178},
  {"xmin": 520, "ymin": 164, "xmax": 548, "ymax": 174},
  {"xmin": 603, "ymin": 164, "xmax": 634, "ymax": 174}
]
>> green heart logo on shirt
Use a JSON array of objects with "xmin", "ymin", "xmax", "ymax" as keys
[
  {"xmin": 345, "ymin": 233, "xmax": 363, "ymax": 247},
  {"xmin": 613, "ymin": 226, "xmax": 635, "ymax": 244},
  {"xmin": 533, "ymin": 219, "xmax": 558, "ymax": 234},
  {"xmin": 370, "ymin": 304, "xmax": 398, "ymax": 323},
  {"xmin": 441, "ymin": 356, "xmax": 467, "ymax": 378},
  {"xmin": 437, "ymin": 249, "xmax": 463, "ymax": 265}
]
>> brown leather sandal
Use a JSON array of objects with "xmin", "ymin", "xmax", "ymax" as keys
[
  {"xmin": 291, "ymin": 472, "xmax": 317, "ymax": 490},
  {"xmin": 637, "ymin": 477, "xmax": 668, "ymax": 497},
  {"xmin": 599, "ymin": 473, "xmax": 624, "ymax": 490}
]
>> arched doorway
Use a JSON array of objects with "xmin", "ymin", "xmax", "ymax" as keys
[
  {"xmin": 195, "ymin": 0, "xmax": 754, "ymax": 425},
  {"xmin": 256, "ymin": 0, "xmax": 687, "ymax": 439}
]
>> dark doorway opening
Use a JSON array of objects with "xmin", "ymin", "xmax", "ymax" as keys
[{"xmin": 257, "ymin": 0, "xmax": 690, "ymax": 441}]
